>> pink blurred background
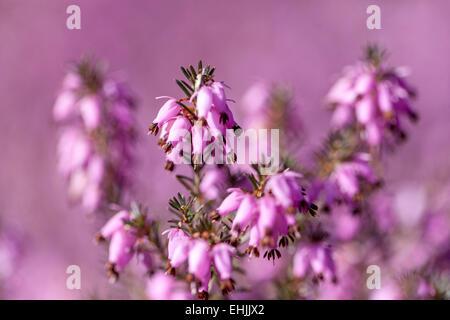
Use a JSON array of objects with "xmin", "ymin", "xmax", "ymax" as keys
[{"xmin": 0, "ymin": 0, "xmax": 449, "ymax": 299}]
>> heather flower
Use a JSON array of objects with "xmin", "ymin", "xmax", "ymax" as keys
[
  {"xmin": 328, "ymin": 205, "xmax": 361, "ymax": 241},
  {"xmin": 163, "ymin": 228, "xmax": 190, "ymax": 269},
  {"xmin": 330, "ymin": 153, "xmax": 377, "ymax": 198},
  {"xmin": 232, "ymin": 194, "xmax": 257, "ymax": 235},
  {"xmin": 212, "ymin": 243, "xmax": 235, "ymax": 294},
  {"xmin": 149, "ymin": 97, "xmax": 181, "ymax": 132},
  {"xmin": 54, "ymin": 60, "xmax": 136, "ymax": 213},
  {"xmin": 97, "ymin": 209, "xmax": 153, "ymax": 282},
  {"xmin": 146, "ymin": 271, "xmax": 190, "ymax": 300},
  {"xmin": 199, "ymin": 167, "xmax": 227, "ymax": 201},
  {"xmin": 216, "ymin": 168, "xmax": 315, "ymax": 259},
  {"xmin": 148, "ymin": 62, "xmax": 239, "ymax": 171},
  {"xmin": 188, "ymin": 239, "xmax": 211, "ymax": 282},
  {"xmin": 369, "ymin": 280, "xmax": 402, "ymax": 300},
  {"xmin": 163, "ymin": 228, "xmax": 237, "ymax": 297},
  {"xmin": 293, "ymin": 243, "xmax": 337, "ymax": 283},
  {"xmin": 312, "ymin": 153, "xmax": 378, "ymax": 208},
  {"xmin": 326, "ymin": 46, "xmax": 417, "ymax": 146},
  {"xmin": 215, "ymin": 188, "xmax": 245, "ymax": 216},
  {"xmin": 265, "ymin": 170, "xmax": 306, "ymax": 211}
]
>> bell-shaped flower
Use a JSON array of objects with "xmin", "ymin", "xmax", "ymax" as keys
[
  {"xmin": 212, "ymin": 243, "xmax": 234, "ymax": 281},
  {"xmin": 188, "ymin": 240, "xmax": 211, "ymax": 280},
  {"xmin": 79, "ymin": 95, "xmax": 101, "ymax": 130},
  {"xmin": 152, "ymin": 97, "xmax": 181, "ymax": 127},
  {"xmin": 216, "ymin": 188, "xmax": 246, "ymax": 215},
  {"xmin": 194, "ymin": 86, "xmax": 213, "ymax": 118},
  {"xmin": 232, "ymin": 194, "xmax": 257, "ymax": 233}
]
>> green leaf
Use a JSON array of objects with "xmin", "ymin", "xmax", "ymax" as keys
[
  {"xmin": 248, "ymin": 174, "xmax": 259, "ymax": 190},
  {"xmin": 181, "ymin": 80, "xmax": 194, "ymax": 92},
  {"xmin": 198, "ymin": 60, "xmax": 203, "ymax": 73},
  {"xmin": 175, "ymin": 100, "xmax": 196, "ymax": 118},
  {"xmin": 189, "ymin": 65, "xmax": 197, "ymax": 79},
  {"xmin": 168, "ymin": 208, "xmax": 183, "ymax": 219},
  {"xmin": 175, "ymin": 79, "xmax": 191, "ymax": 98},
  {"xmin": 180, "ymin": 66, "xmax": 192, "ymax": 82}
]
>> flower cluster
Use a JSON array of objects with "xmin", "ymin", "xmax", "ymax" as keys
[
  {"xmin": 215, "ymin": 169, "xmax": 316, "ymax": 259},
  {"xmin": 326, "ymin": 46, "xmax": 417, "ymax": 146},
  {"xmin": 96, "ymin": 208, "xmax": 153, "ymax": 282},
  {"xmin": 53, "ymin": 52, "xmax": 450, "ymax": 301},
  {"xmin": 54, "ymin": 60, "xmax": 136, "ymax": 212},
  {"xmin": 148, "ymin": 62, "xmax": 239, "ymax": 171},
  {"xmin": 312, "ymin": 152, "xmax": 378, "ymax": 210},
  {"xmin": 164, "ymin": 228, "xmax": 235, "ymax": 297},
  {"xmin": 293, "ymin": 242, "xmax": 336, "ymax": 283}
]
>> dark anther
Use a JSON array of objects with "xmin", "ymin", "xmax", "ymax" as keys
[
  {"xmin": 164, "ymin": 161, "xmax": 175, "ymax": 171},
  {"xmin": 148, "ymin": 123, "xmax": 159, "ymax": 136}
]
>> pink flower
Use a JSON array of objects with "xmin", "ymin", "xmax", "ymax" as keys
[
  {"xmin": 293, "ymin": 243, "xmax": 336, "ymax": 282},
  {"xmin": 212, "ymin": 243, "xmax": 236, "ymax": 294},
  {"xmin": 232, "ymin": 194, "xmax": 257, "ymax": 234},
  {"xmin": 98, "ymin": 210, "xmax": 153, "ymax": 279},
  {"xmin": 100, "ymin": 211, "xmax": 137, "ymax": 271},
  {"xmin": 216, "ymin": 168, "xmax": 311, "ymax": 254},
  {"xmin": 57, "ymin": 128, "xmax": 91, "ymax": 176},
  {"xmin": 166, "ymin": 116, "xmax": 192, "ymax": 148},
  {"xmin": 212, "ymin": 244, "xmax": 234, "ymax": 281},
  {"xmin": 326, "ymin": 153, "xmax": 377, "ymax": 201},
  {"xmin": 55, "ymin": 61, "xmax": 136, "ymax": 213},
  {"xmin": 79, "ymin": 95, "xmax": 101, "ymax": 129},
  {"xmin": 53, "ymin": 90, "xmax": 77, "ymax": 121},
  {"xmin": 211, "ymin": 82, "xmax": 228, "ymax": 113},
  {"xmin": 108, "ymin": 229, "xmax": 137, "ymax": 271},
  {"xmin": 149, "ymin": 65, "xmax": 239, "ymax": 171},
  {"xmin": 188, "ymin": 240, "xmax": 211, "ymax": 281},
  {"xmin": 152, "ymin": 97, "xmax": 181, "ymax": 128},
  {"xmin": 163, "ymin": 228, "xmax": 190, "ymax": 268},
  {"xmin": 146, "ymin": 271, "xmax": 190, "ymax": 300},
  {"xmin": 199, "ymin": 167, "xmax": 227, "ymax": 200},
  {"xmin": 194, "ymin": 86, "xmax": 213, "ymax": 118},
  {"xmin": 216, "ymin": 188, "xmax": 245, "ymax": 215},
  {"xmin": 265, "ymin": 169, "xmax": 305, "ymax": 210},
  {"xmin": 257, "ymin": 196, "xmax": 279, "ymax": 243},
  {"xmin": 100, "ymin": 210, "xmax": 130, "ymax": 238},
  {"xmin": 326, "ymin": 52, "xmax": 417, "ymax": 146}
]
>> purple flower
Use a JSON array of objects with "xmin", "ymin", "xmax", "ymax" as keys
[
  {"xmin": 199, "ymin": 167, "xmax": 227, "ymax": 200},
  {"xmin": 163, "ymin": 228, "xmax": 190, "ymax": 268},
  {"xmin": 212, "ymin": 243, "xmax": 234, "ymax": 281},
  {"xmin": 79, "ymin": 95, "xmax": 101, "ymax": 130},
  {"xmin": 194, "ymin": 86, "xmax": 213, "ymax": 119},
  {"xmin": 317, "ymin": 153, "xmax": 378, "ymax": 205},
  {"xmin": 216, "ymin": 168, "xmax": 312, "ymax": 256},
  {"xmin": 188, "ymin": 240, "xmax": 211, "ymax": 281},
  {"xmin": 108, "ymin": 229, "xmax": 137, "ymax": 272},
  {"xmin": 265, "ymin": 169, "xmax": 305, "ymax": 211},
  {"xmin": 232, "ymin": 194, "xmax": 257, "ymax": 234},
  {"xmin": 151, "ymin": 97, "xmax": 181, "ymax": 129},
  {"xmin": 98, "ymin": 210, "xmax": 153, "ymax": 281},
  {"xmin": 216, "ymin": 188, "xmax": 245, "ymax": 216},
  {"xmin": 293, "ymin": 243, "xmax": 336, "ymax": 282},
  {"xmin": 326, "ymin": 54, "xmax": 417, "ymax": 146},
  {"xmin": 54, "ymin": 60, "xmax": 136, "ymax": 213},
  {"xmin": 149, "ymin": 66, "xmax": 239, "ymax": 171},
  {"xmin": 146, "ymin": 271, "xmax": 190, "ymax": 300}
]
